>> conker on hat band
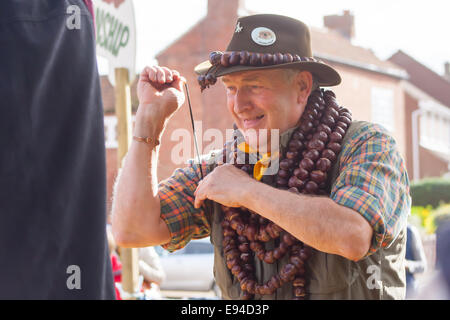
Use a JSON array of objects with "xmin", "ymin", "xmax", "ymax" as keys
[{"xmin": 197, "ymin": 50, "xmax": 325, "ymax": 91}]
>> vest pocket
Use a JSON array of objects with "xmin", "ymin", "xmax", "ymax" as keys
[{"xmin": 306, "ymin": 249, "xmax": 359, "ymax": 296}]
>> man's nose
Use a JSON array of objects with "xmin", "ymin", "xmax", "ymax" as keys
[{"xmin": 233, "ymin": 88, "xmax": 252, "ymax": 114}]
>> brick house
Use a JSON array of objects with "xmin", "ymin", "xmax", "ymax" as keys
[{"xmin": 388, "ymin": 51, "xmax": 450, "ymax": 181}]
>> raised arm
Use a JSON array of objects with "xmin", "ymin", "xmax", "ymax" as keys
[{"xmin": 111, "ymin": 66, "xmax": 186, "ymax": 248}]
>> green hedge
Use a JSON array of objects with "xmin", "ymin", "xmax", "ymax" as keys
[{"xmin": 410, "ymin": 178, "xmax": 450, "ymax": 208}]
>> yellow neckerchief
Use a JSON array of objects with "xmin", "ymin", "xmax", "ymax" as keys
[{"xmin": 236, "ymin": 142, "xmax": 280, "ymax": 181}]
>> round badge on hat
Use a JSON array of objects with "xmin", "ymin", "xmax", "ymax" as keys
[{"xmin": 251, "ymin": 27, "xmax": 276, "ymax": 46}]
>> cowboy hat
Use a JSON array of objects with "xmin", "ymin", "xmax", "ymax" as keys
[{"xmin": 194, "ymin": 14, "xmax": 341, "ymax": 87}]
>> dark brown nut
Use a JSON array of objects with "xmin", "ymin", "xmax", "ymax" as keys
[
  {"xmin": 288, "ymin": 176, "xmax": 305, "ymax": 189},
  {"xmin": 239, "ymin": 51, "xmax": 250, "ymax": 65},
  {"xmin": 237, "ymin": 271, "xmax": 248, "ymax": 282},
  {"xmin": 293, "ymin": 277, "xmax": 306, "ymax": 287},
  {"xmin": 287, "ymin": 159, "xmax": 295, "ymax": 168},
  {"xmin": 238, "ymin": 243, "xmax": 250, "ymax": 253},
  {"xmin": 329, "ymin": 131, "xmax": 343, "ymax": 143},
  {"xmin": 324, "ymin": 90, "xmax": 336, "ymax": 98},
  {"xmin": 256, "ymin": 250, "xmax": 265, "ymax": 261},
  {"xmin": 261, "ymin": 53, "xmax": 274, "ymax": 65},
  {"xmin": 304, "ymin": 149, "xmax": 323, "ymax": 162},
  {"xmin": 246, "ymin": 280, "xmax": 256, "ymax": 294},
  {"xmin": 205, "ymin": 74, "xmax": 217, "ymax": 85},
  {"xmin": 299, "ymin": 121, "xmax": 313, "ymax": 133},
  {"xmin": 258, "ymin": 216, "xmax": 267, "ymax": 225},
  {"xmin": 305, "ymin": 181, "xmax": 319, "ymax": 193},
  {"xmin": 341, "ymin": 107, "xmax": 351, "ymax": 115},
  {"xmin": 289, "ymin": 256, "xmax": 304, "ymax": 269},
  {"xmin": 326, "ymin": 107, "xmax": 339, "ymax": 119},
  {"xmin": 288, "ymin": 139, "xmax": 304, "ymax": 151},
  {"xmin": 236, "ymin": 223, "xmax": 245, "ymax": 236},
  {"xmin": 249, "ymin": 52, "xmax": 261, "ymax": 66},
  {"xmin": 223, "ymin": 243, "xmax": 235, "ymax": 254},
  {"xmin": 244, "ymin": 263, "xmax": 255, "ymax": 273},
  {"xmin": 339, "ymin": 115, "xmax": 352, "ymax": 125},
  {"xmin": 209, "ymin": 51, "xmax": 223, "ymax": 65},
  {"xmin": 222, "ymin": 235, "xmax": 235, "ymax": 247},
  {"xmin": 226, "ymin": 258, "xmax": 238, "ymax": 269},
  {"xmin": 273, "ymin": 247, "xmax": 283, "ymax": 260},
  {"xmin": 279, "ymin": 159, "xmax": 291, "ymax": 170},
  {"xmin": 307, "ymin": 139, "xmax": 325, "ymax": 152},
  {"xmin": 294, "ymin": 167, "xmax": 309, "ymax": 180},
  {"xmin": 317, "ymin": 124, "xmax": 332, "ymax": 135},
  {"xmin": 283, "ymin": 53, "xmax": 294, "ymax": 63},
  {"xmin": 321, "ymin": 149, "xmax": 337, "ymax": 162},
  {"xmin": 263, "ymin": 251, "xmax": 275, "ymax": 264},
  {"xmin": 341, "ymin": 112, "xmax": 352, "ymax": 119},
  {"xmin": 279, "ymin": 241, "xmax": 289, "ymax": 254},
  {"xmin": 245, "ymin": 224, "xmax": 258, "ymax": 241},
  {"xmin": 282, "ymin": 233, "xmax": 296, "ymax": 246},
  {"xmin": 273, "ymin": 53, "xmax": 284, "ymax": 64},
  {"xmin": 221, "ymin": 220, "xmax": 230, "ymax": 229},
  {"xmin": 299, "ymin": 158, "xmax": 315, "ymax": 172},
  {"xmin": 323, "ymin": 115, "xmax": 336, "ymax": 127},
  {"xmin": 240, "ymin": 252, "xmax": 251, "ymax": 263},
  {"xmin": 265, "ymin": 223, "xmax": 277, "ymax": 238},
  {"xmin": 276, "ymin": 177, "xmax": 288, "ymax": 186},
  {"xmin": 258, "ymin": 227, "xmax": 271, "ymax": 242},
  {"xmin": 280, "ymin": 264, "xmax": 297, "ymax": 282},
  {"xmin": 229, "ymin": 51, "xmax": 240, "ymax": 65},
  {"xmin": 293, "ymin": 131, "xmax": 305, "ymax": 140},
  {"xmin": 294, "ymin": 286, "xmax": 306, "ymax": 297},
  {"xmin": 336, "ymin": 121, "xmax": 348, "ymax": 130},
  {"xmin": 231, "ymin": 264, "xmax": 242, "ymax": 276},
  {"xmin": 223, "ymin": 227, "xmax": 235, "ymax": 237},
  {"xmin": 310, "ymin": 170, "xmax": 327, "ymax": 184},
  {"xmin": 277, "ymin": 169, "xmax": 290, "ymax": 179},
  {"xmin": 271, "ymin": 223, "xmax": 282, "ymax": 237},
  {"xmin": 313, "ymin": 131, "xmax": 328, "ymax": 142},
  {"xmin": 229, "ymin": 217, "xmax": 241, "ymax": 230},
  {"xmin": 249, "ymin": 241, "xmax": 263, "ymax": 252},
  {"xmin": 225, "ymin": 249, "xmax": 240, "ymax": 260},
  {"xmin": 334, "ymin": 126, "xmax": 346, "ymax": 137},
  {"xmin": 240, "ymin": 278, "xmax": 249, "ymax": 291},
  {"xmin": 327, "ymin": 142, "xmax": 341, "ymax": 154},
  {"xmin": 315, "ymin": 158, "xmax": 332, "ymax": 172},
  {"xmin": 271, "ymin": 275, "xmax": 283, "ymax": 289},
  {"xmin": 293, "ymin": 54, "xmax": 301, "ymax": 61},
  {"xmin": 221, "ymin": 52, "xmax": 231, "ymax": 67},
  {"xmin": 261, "ymin": 284, "xmax": 273, "ymax": 295},
  {"xmin": 286, "ymin": 151, "xmax": 298, "ymax": 159}
]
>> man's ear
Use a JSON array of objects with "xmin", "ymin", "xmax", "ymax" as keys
[{"xmin": 295, "ymin": 71, "xmax": 313, "ymax": 105}]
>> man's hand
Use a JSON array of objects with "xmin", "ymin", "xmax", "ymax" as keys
[
  {"xmin": 194, "ymin": 164, "xmax": 256, "ymax": 209},
  {"xmin": 134, "ymin": 66, "xmax": 186, "ymax": 137}
]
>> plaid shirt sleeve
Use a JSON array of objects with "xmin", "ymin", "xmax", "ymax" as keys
[
  {"xmin": 157, "ymin": 157, "xmax": 214, "ymax": 252},
  {"xmin": 330, "ymin": 122, "xmax": 411, "ymax": 257}
]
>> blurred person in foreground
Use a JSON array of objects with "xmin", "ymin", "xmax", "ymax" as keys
[
  {"xmin": 112, "ymin": 14, "xmax": 411, "ymax": 299},
  {"xmin": 0, "ymin": 0, "xmax": 114, "ymax": 298}
]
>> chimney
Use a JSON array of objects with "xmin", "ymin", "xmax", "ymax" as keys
[
  {"xmin": 207, "ymin": 0, "xmax": 244, "ymax": 20},
  {"xmin": 323, "ymin": 10, "xmax": 355, "ymax": 40},
  {"xmin": 445, "ymin": 62, "xmax": 450, "ymax": 82}
]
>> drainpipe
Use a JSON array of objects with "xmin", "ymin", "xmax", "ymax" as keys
[{"xmin": 412, "ymin": 109, "xmax": 423, "ymax": 182}]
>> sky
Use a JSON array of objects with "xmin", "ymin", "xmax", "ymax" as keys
[{"xmin": 97, "ymin": 0, "xmax": 450, "ymax": 77}]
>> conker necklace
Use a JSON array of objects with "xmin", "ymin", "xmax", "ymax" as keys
[{"xmin": 197, "ymin": 51, "xmax": 352, "ymax": 299}]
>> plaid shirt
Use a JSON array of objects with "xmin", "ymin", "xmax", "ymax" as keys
[{"xmin": 158, "ymin": 122, "xmax": 411, "ymax": 257}]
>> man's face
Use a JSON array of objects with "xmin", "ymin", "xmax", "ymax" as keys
[{"xmin": 222, "ymin": 69, "xmax": 310, "ymax": 151}]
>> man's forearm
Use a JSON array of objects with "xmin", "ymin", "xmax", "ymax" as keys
[
  {"xmin": 111, "ymin": 118, "xmax": 170, "ymax": 247},
  {"xmin": 242, "ymin": 180, "xmax": 372, "ymax": 261}
]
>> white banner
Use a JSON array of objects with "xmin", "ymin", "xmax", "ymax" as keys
[{"xmin": 93, "ymin": 0, "xmax": 136, "ymax": 86}]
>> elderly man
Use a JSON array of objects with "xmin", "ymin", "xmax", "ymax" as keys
[{"xmin": 112, "ymin": 14, "xmax": 411, "ymax": 300}]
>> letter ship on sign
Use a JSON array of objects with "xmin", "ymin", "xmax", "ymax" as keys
[{"xmin": 93, "ymin": 0, "xmax": 136, "ymax": 85}]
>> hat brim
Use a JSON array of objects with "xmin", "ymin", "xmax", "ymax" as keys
[{"xmin": 194, "ymin": 60, "xmax": 341, "ymax": 87}]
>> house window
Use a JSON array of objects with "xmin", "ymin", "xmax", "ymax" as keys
[{"xmin": 371, "ymin": 87, "xmax": 394, "ymax": 132}]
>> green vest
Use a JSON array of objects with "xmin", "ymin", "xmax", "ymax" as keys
[{"xmin": 201, "ymin": 121, "xmax": 406, "ymax": 300}]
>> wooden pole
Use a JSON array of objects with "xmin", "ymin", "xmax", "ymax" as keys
[{"xmin": 114, "ymin": 67, "xmax": 139, "ymax": 298}]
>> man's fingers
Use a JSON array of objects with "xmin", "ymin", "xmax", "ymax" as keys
[{"xmin": 155, "ymin": 66, "xmax": 166, "ymax": 84}]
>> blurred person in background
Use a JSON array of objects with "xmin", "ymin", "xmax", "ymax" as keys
[
  {"xmin": 139, "ymin": 246, "xmax": 166, "ymax": 299},
  {"xmin": 405, "ymin": 224, "xmax": 427, "ymax": 298}
]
